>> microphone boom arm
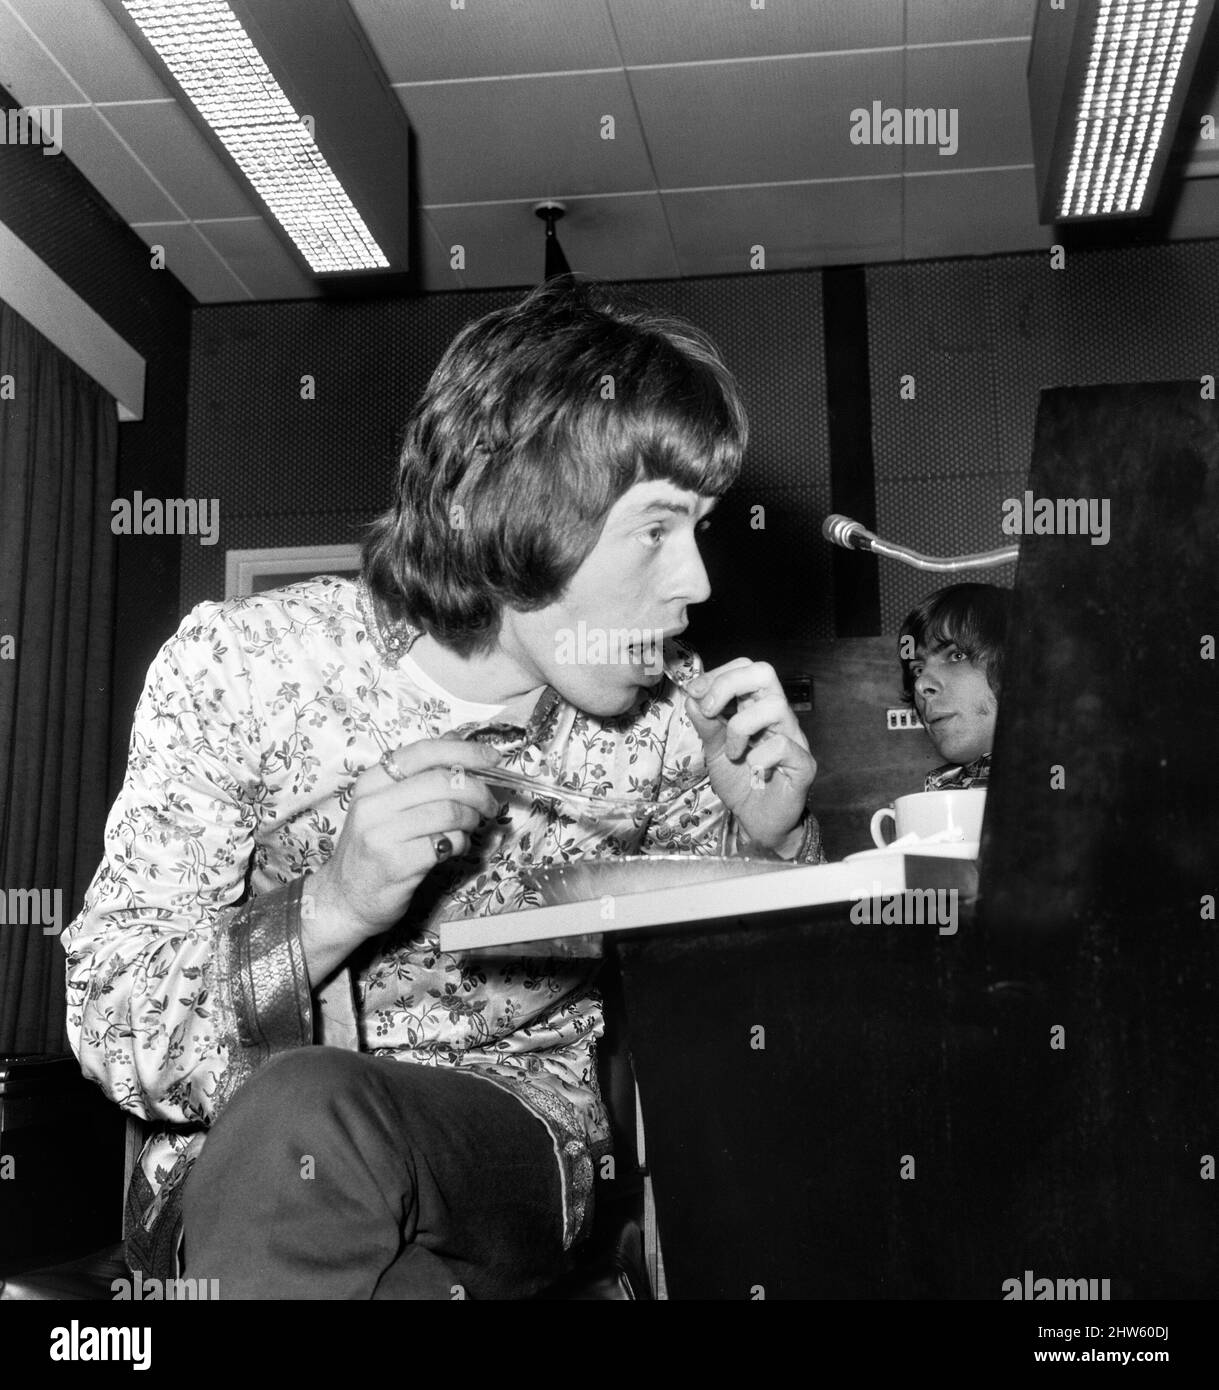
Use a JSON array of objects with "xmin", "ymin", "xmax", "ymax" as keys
[{"xmin": 822, "ymin": 513, "xmax": 1017, "ymax": 573}]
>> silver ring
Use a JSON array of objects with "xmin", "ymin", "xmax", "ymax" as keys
[
  {"xmin": 432, "ymin": 833, "xmax": 454, "ymax": 862},
  {"xmin": 380, "ymin": 748, "xmax": 408, "ymax": 783}
]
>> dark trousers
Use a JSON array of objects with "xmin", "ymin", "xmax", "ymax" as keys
[{"xmin": 180, "ymin": 1047, "xmax": 568, "ymax": 1300}]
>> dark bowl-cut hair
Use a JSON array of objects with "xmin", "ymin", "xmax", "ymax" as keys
[
  {"xmin": 898, "ymin": 583, "xmax": 1011, "ymax": 706},
  {"xmin": 362, "ymin": 277, "xmax": 748, "ymax": 656}
]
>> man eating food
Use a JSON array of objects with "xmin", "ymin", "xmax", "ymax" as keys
[{"xmin": 64, "ymin": 278, "xmax": 823, "ymax": 1299}]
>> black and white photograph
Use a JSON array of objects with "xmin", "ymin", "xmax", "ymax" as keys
[{"xmin": 1, "ymin": 0, "xmax": 1217, "ymax": 1362}]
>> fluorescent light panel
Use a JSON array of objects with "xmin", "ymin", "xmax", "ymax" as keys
[
  {"xmin": 122, "ymin": 0, "xmax": 388, "ymax": 271},
  {"xmin": 1060, "ymin": 0, "xmax": 1201, "ymax": 218}
]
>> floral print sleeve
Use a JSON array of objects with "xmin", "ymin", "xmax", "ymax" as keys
[{"xmin": 63, "ymin": 604, "xmax": 313, "ymax": 1130}]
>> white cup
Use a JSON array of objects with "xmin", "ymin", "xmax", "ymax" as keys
[{"xmin": 870, "ymin": 788, "xmax": 987, "ymax": 849}]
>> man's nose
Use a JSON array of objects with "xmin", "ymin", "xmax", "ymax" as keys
[
  {"xmin": 915, "ymin": 668, "xmax": 940, "ymax": 697},
  {"xmin": 672, "ymin": 536, "xmax": 712, "ymax": 606}
]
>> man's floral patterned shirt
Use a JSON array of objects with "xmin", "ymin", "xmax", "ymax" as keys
[{"xmin": 64, "ymin": 577, "xmax": 822, "ymax": 1257}]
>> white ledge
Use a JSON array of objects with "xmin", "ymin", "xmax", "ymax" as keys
[{"xmin": 0, "ymin": 218, "xmax": 145, "ymax": 421}]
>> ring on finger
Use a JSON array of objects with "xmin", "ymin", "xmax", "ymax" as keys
[
  {"xmin": 431, "ymin": 833, "xmax": 454, "ymax": 863},
  {"xmin": 380, "ymin": 748, "xmax": 408, "ymax": 783}
]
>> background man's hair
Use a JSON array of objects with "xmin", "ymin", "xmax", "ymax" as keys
[
  {"xmin": 362, "ymin": 277, "xmax": 747, "ymax": 655},
  {"xmin": 898, "ymin": 582, "xmax": 1011, "ymax": 705}
]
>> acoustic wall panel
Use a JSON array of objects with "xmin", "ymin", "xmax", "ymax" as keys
[
  {"xmin": 182, "ymin": 271, "xmax": 833, "ymax": 655},
  {"xmin": 867, "ymin": 239, "xmax": 1219, "ymax": 630}
]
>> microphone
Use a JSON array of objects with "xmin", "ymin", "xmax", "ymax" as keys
[
  {"xmin": 821, "ymin": 514, "xmax": 1018, "ymax": 574},
  {"xmin": 822, "ymin": 514, "xmax": 877, "ymax": 551}
]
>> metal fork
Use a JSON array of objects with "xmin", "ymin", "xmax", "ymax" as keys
[
  {"xmin": 461, "ymin": 662, "xmax": 705, "ymax": 823},
  {"xmin": 463, "ymin": 763, "xmax": 706, "ymax": 824}
]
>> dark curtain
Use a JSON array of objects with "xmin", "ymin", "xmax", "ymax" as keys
[{"xmin": 0, "ymin": 298, "xmax": 118, "ymax": 1054}]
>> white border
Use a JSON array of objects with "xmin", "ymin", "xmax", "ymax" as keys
[
  {"xmin": 224, "ymin": 543, "xmax": 361, "ymax": 598},
  {"xmin": 0, "ymin": 219, "xmax": 145, "ymax": 421}
]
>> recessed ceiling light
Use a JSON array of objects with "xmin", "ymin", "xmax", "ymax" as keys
[
  {"xmin": 1029, "ymin": 0, "xmax": 1215, "ymax": 222},
  {"xmin": 121, "ymin": 0, "xmax": 389, "ymax": 271}
]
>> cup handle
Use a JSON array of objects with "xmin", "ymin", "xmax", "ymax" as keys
[{"xmin": 870, "ymin": 806, "xmax": 896, "ymax": 848}]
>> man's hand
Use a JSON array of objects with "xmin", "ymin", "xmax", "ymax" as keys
[
  {"xmin": 300, "ymin": 738, "xmax": 502, "ymax": 984},
  {"xmin": 682, "ymin": 659, "xmax": 816, "ymax": 854}
]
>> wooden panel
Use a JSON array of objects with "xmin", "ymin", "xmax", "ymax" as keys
[
  {"xmin": 617, "ymin": 905, "xmax": 996, "ymax": 1298},
  {"xmin": 983, "ymin": 382, "xmax": 1219, "ymax": 935},
  {"xmin": 774, "ymin": 637, "xmax": 941, "ymax": 860}
]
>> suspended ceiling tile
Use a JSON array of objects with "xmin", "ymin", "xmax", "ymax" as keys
[
  {"xmin": 406, "ymin": 201, "xmax": 536, "ymax": 291},
  {"xmin": 904, "ymin": 166, "xmax": 1053, "ymax": 259},
  {"xmin": 1168, "ymin": 175, "xmax": 1219, "ymax": 240},
  {"xmin": 194, "ymin": 217, "xmax": 320, "ymax": 301},
  {"xmin": 903, "ymin": 39, "xmax": 1034, "ymax": 173},
  {"xmin": 0, "ymin": 2, "xmax": 86, "ymax": 104},
  {"xmin": 1183, "ymin": 59, "xmax": 1219, "ymax": 160},
  {"xmin": 57, "ymin": 102, "xmax": 180, "ymax": 222},
  {"xmin": 396, "ymin": 72, "xmax": 655, "ymax": 204},
  {"xmin": 664, "ymin": 179, "xmax": 904, "ymax": 275},
  {"xmin": 609, "ymin": 0, "xmax": 902, "ymax": 66},
  {"xmin": 99, "ymin": 100, "xmax": 261, "ymax": 220},
  {"xmin": 129, "ymin": 221, "xmax": 251, "ymax": 302},
  {"xmin": 1183, "ymin": 138, "xmax": 1219, "ymax": 176},
  {"xmin": 632, "ymin": 51, "xmax": 904, "ymax": 188},
  {"xmin": 416, "ymin": 210, "xmax": 468, "ymax": 292},
  {"xmin": 351, "ymin": 0, "xmax": 621, "ymax": 82},
  {"xmin": 6, "ymin": 0, "xmax": 168, "ymax": 101},
  {"xmin": 426, "ymin": 191, "xmax": 678, "ymax": 289},
  {"xmin": 906, "ymin": 0, "xmax": 1036, "ymax": 44},
  {"xmin": 556, "ymin": 193, "xmax": 680, "ymax": 281}
]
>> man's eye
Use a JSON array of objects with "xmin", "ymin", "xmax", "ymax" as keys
[
  {"xmin": 639, "ymin": 525, "xmax": 666, "ymax": 547},
  {"xmin": 948, "ymin": 648, "xmax": 968, "ymax": 663},
  {"xmin": 910, "ymin": 665, "xmax": 924, "ymax": 679}
]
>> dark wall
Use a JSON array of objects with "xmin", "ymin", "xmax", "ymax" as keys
[
  {"xmin": 182, "ymin": 237, "xmax": 1219, "ymax": 661},
  {"xmin": 0, "ymin": 83, "xmax": 194, "ymax": 797},
  {"xmin": 605, "ymin": 274, "xmax": 832, "ymax": 661},
  {"xmin": 181, "ymin": 271, "xmax": 835, "ymax": 662},
  {"xmin": 867, "ymin": 238, "xmax": 1219, "ymax": 628},
  {"xmin": 182, "ymin": 287, "xmax": 513, "ymax": 610}
]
